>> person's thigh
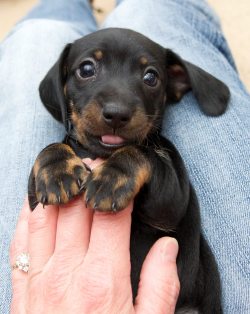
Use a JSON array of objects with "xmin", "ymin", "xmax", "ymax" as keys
[
  {"xmin": 0, "ymin": 4, "xmax": 97, "ymax": 311},
  {"xmin": 105, "ymin": 1, "xmax": 250, "ymax": 313}
]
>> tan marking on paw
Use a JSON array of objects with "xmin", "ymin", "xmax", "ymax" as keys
[
  {"xmin": 33, "ymin": 160, "xmax": 40, "ymax": 177},
  {"xmin": 134, "ymin": 165, "xmax": 151, "ymax": 194},
  {"xmin": 65, "ymin": 157, "xmax": 84, "ymax": 174},
  {"xmin": 48, "ymin": 193, "xmax": 59, "ymax": 204},
  {"xmin": 91, "ymin": 164, "xmax": 105, "ymax": 181},
  {"xmin": 40, "ymin": 169, "xmax": 49, "ymax": 185},
  {"xmin": 59, "ymin": 183, "xmax": 69, "ymax": 203},
  {"xmin": 70, "ymin": 181, "xmax": 80, "ymax": 196},
  {"xmin": 92, "ymin": 198, "xmax": 111, "ymax": 211},
  {"xmin": 113, "ymin": 176, "xmax": 128, "ymax": 191}
]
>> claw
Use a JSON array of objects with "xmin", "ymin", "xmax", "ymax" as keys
[
  {"xmin": 57, "ymin": 195, "xmax": 61, "ymax": 203},
  {"xmin": 93, "ymin": 202, "xmax": 98, "ymax": 210},
  {"xmin": 85, "ymin": 197, "xmax": 89, "ymax": 208},
  {"xmin": 41, "ymin": 196, "xmax": 47, "ymax": 205},
  {"xmin": 79, "ymin": 182, "xmax": 86, "ymax": 192},
  {"xmin": 77, "ymin": 179, "xmax": 82, "ymax": 188},
  {"xmin": 83, "ymin": 162, "xmax": 92, "ymax": 173},
  {"xmin": 112, "ymin": 202, "xmax": 117, "ymax": 212},
  {"xmin": 66, "ymin": 191, "xmax": 71, "ymax": 199}
]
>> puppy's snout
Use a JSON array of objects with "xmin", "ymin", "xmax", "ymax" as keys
[{"xmin": 102, "ymin": 102, "xmax": 132, "ymax": 129}]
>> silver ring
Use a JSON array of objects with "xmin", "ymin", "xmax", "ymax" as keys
[{"xmin": 12, "ymin": 253, "xmax": 30, "ymax": 273}]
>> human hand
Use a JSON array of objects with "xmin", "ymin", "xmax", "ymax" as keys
[{"xmin": 10, "ymin": 159, "xmax": 180, "ymax": 314}]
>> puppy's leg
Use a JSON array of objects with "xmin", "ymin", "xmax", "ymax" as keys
[
  {"xmin": 134, "ymin": 136, "xmax": 191, "ymax": 230},
  {"xmin": 130, "ymin": 136, "xmax": 222, "ymax": 313},
  {"xmin": 28, "ymin": 143, "xmax": 90, "ymax": 210}
]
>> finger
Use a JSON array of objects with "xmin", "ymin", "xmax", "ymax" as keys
[
  {"xmin": 38, "ymin": 159, "xmax": 103, "ymax": 266},
  {"xmin": 28, "ymin": 203, "xmax": 58, "ymax": 274},
  {"xmin": 83, "ymin": 157, "xmax": 104, "ymax": 171},
  {"xmin": 78, "ymin": 204, "xmax": 133, "ymax": 304},
  {"xmin": 86, "ymin": 203, "xmax": 133, "ymax": 271},
  {"xmin": 54, "ymin": 197, "xmax": 93, "ymax": 258},
  {"xmin": 135, "ymin": 237, "xmax": 180, "ymax": 314},
  {"xmin": 10, "ymin": 198, "xmax": 30, "ymax": 301}
]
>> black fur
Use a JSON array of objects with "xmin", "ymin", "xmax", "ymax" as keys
[{"xmin": 29, "ymin": 28, "xmax": 230, "ymax": 313}]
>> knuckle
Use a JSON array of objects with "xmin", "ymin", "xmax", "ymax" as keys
[
  {"xmin": 165, "ymin": 278, "xmax": 180, "ymax": 304},
  {"xmin": 78, "ymin": 261, "xmax": 114, "ymax": 306},
  {"xmin": 80, "ymin": 279, "xmax": 113, "ymax": 311},
  {"xmin": 43, "ymin": 263, "xmax": 69, "ymax": 304},
  {"xmin": 82, "ymin": 273, "xmax": 113, "ymax": 299},
  {"xmin": 9, "ymin": 238, "xmax": 24, "ymax": 261},
  {"xmin": 27, "ymin": 277, "xmax": 49, "ymax": 311},
  {"xmin": 151, "ymin": 276, "xmax": 180, "ymax": 307}
]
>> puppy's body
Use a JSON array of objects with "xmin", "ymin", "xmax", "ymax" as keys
[{"xmin": 28, "ymin": 28, "xmax": 230, "ymax": 313}]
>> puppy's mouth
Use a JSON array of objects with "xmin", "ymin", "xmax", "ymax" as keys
[{"xmin": 99, "ymin": 135, "xmax": 127, "ymax": 148}]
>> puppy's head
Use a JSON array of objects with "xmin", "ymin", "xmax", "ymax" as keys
[{"xmin": 40, "ymin": 28, "xmax": 230, "ymax": 157}]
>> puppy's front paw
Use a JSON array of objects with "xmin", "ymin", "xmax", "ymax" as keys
[
  {"xmin": 35, "ymin": 158, "xmax": 88, "ymax": 206},
  {"xmin": 85, "ymin": 164, "xmax": 138, "ymax": 212},
  {"xmin": 28, "ymin": 144, "xmax": 90, "ymax": 210}
]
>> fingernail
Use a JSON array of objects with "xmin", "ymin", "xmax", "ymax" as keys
[
  {"xmin": 83, "ymin": 162, "xmax": 92, "ymax": 173},
  {"xmin": 82, "ymin": 158, "xmax": 93, "ymax": 165},
  {"xmin": 160, "ymin": 238, "xmax": 179, "ymax": 263}
]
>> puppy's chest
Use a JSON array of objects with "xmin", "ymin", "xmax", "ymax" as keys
[{"xmin": 64, "ymin": 136, "xmax": 97, "ymax": 159}]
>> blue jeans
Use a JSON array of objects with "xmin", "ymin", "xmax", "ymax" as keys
[{"xmin": 0, "ymin": 0, "xmax": 249, "ymax": 313}]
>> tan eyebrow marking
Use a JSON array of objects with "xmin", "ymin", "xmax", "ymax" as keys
[
  {"xmin": 94, "ymin": 50, "xmax": 103, "ymax": 60},
  {"xmin": 140, "ymin": 56, "xmax": 148, "ymax": 65}
]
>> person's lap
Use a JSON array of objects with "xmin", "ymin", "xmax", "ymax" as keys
[
  {"xmin": 0, "ymin": 0, "xmax": 249, "ymax": 313},
  {"xmin": 103, "ymin": 2, "xmax": 250, "ymax": 312}
]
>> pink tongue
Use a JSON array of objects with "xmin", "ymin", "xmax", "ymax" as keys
[{"xmin": 101, "ymin": 135, "xmax": 125, "ymax": 145}]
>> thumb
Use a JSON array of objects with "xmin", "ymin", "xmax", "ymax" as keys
[{"xmin": 135, "ymin": 237, "xmax": 180, "ymax": 314}]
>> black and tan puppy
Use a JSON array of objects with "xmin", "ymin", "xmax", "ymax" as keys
[{"xmin": 28, "ymin": 28, "xmax": 230, "ymax": 313}]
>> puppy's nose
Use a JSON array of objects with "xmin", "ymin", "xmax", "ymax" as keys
[{"xmin": 102, "ymin": 103, "xmax": 132, "ymax": 129}]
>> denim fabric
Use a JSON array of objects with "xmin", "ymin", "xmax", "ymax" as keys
[
  {"xmin": 22, "ymin": 0, "xmax": 97, "ymax": 33},
  {"xmin": 0, "ymin": 0, "xmax": 249, "ymax": 313}
]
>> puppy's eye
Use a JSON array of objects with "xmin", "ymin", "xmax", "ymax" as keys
[
  {"xmin": 78, "ymin": 61, "xmax": 96, "ymax": 78},
  {"xmin": 143, "ymin": 70, "xmax": 158, "ymax": 87}
]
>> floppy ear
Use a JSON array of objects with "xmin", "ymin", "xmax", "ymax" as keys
[
  {"xmin": 165, "ymin": 49, "xmax": 230, "ymax": 116},
  {"xmin": 39, "ymin": 44, "xmax": 72, "ymax": 128}
]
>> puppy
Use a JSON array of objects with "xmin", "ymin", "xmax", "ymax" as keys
[{"xmin": 28, "ymin": 28, "xmax": 230, "ymax": 313}]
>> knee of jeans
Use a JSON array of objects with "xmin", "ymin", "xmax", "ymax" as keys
[
  {"xmin": 0, "ymin": 19, "xmax": 83, "ymax": 107},
  {"xmin": 104, "ymin": 0, "xmax": 220, "ymax": 37},
  {"xmin": 4, "ymin": 19, "xmax": 82, "ymax": 47}
]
